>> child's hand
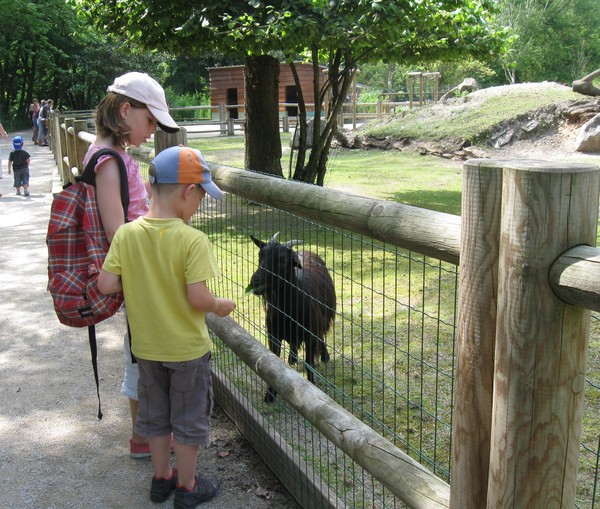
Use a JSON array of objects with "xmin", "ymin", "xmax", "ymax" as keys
[{"xmin": 214, "ymin": 298, "xmax": 236, "ymax": 317}]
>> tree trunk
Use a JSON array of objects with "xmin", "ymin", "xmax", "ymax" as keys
[
  {"xmin": 244, "ymin": 55, "xmax": 283, "ymax": 177},
  {"xmin": 573, "ymin": 68, "xmax": 600, "ymax": 96},
  {"xmin": 291, "ymin": 49, "xmax": 355, "ymax": 186}
]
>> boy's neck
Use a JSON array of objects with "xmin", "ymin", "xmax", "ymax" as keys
[{"xmin": 145, "ymin": 198, "xmax": 184, "ymax": 221}]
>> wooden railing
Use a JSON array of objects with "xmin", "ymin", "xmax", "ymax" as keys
[{"xmin": 49, "ymin": 114, "xmax": 600, "ymax": 509}]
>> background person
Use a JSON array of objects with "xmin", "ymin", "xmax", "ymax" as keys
[
  {"xmin": 37, "ymin": 100, "xmax": 48, "ymax": 146},
  {"xmin": 30, "ymin": 98, "xmax": 40, "ymax": 144},
  {"xmin": 8, "ymin": 136, "xmax": 31, "ymax": 196},
  {"xmin": 0, "ymin": 121, "xmax": 8, "ymax": 180}
]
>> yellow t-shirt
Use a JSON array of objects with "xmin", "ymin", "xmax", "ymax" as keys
[{"xmin": 102, "ymin": 217, "xmax": 220, "ymax": 362}]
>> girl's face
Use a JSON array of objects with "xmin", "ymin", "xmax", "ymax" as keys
[{"xmin": 121, "ymin": 102, "xmax": 158, "ymax": 147}]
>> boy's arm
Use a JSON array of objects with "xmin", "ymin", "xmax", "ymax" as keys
[
  {"xmin": 188, "ymin": 281, "xmax": 236, "ymax": 317},
  {"xmin": 7, "ymin": 160, "xmax": 11, "ymax": 173},
  {"xmin": 98, "ymin": 269, "xmax": 123, "ymax": 295}
]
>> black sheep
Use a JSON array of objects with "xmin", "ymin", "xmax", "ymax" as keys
[{"xmin": 248, "ymin": 233, "xmax": 336, "ymax": 402}]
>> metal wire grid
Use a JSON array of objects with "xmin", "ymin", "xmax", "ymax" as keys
[{"xmin": 192, "ymin": 192, "xmax": 599, "ymax": 508}]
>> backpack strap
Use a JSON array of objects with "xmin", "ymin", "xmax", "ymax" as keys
[
  {"xmin": 79, "ymin": 148, "xmax": 130, "ymax": 223},
  {"xmin": 79, "ymin": 148, "xmax": 130, "ymax": 420},
  {"xmin": 88, "ymin": 325, "xmax": 103, "ymax": 420}
]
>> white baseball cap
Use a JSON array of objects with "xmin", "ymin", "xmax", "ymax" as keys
[{"xmin": 107, "ymin": 72, "xmax": 179, "ymax": 133}]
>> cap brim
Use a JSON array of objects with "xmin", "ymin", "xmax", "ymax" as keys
[
  {"xmin": 201, "ymin": 181, "xmax": 223, "ymax": 200},
  {"xmin": 148, "ymin": 105, "xmax": 180, "ymax": 133}
]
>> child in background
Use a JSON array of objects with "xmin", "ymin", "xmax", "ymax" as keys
[
  {"xmin": 84, "ymin": 71, "xmax": 180, "ymax": 458},
  {"xmin": 99, "ymin": 145, "xmax": 236, "ymax": 508},
  {"xmin": 0, "ymin": 121, "xmax": 8, "ymax": 182},
  {"xmin": 8, "ymin": 136, "xmax": 31, "ymax": 196}
]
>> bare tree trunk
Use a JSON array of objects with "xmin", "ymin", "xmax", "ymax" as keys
[
  {"xmin": 573, "ymin": 68, "xmax": 600, "ymax": 96},
  {"xmin": 244, "ymin": 55, "xmax": 283, "ymax": 177},
  {"xmin": 293, "ymin": 49, "xmax": 355, "ymax": 185},
  {"xmin": 289, "ymin": 62, "xmax": 308, "ymax": 179}
]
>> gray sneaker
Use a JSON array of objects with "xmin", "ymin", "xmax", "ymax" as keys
[
  {"xmin": 174, "ymin": 476, "xmax": 220, "ymax": 509},
  {"xmin": 150, "ymin": 469, "xmax": 178, "ymax": 503},
  {"xmin": 24, "ymin": 190, "xmax": 30, "ymax": 197}
]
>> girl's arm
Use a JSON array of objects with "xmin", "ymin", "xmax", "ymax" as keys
[
  {"xmin": 188, "ymin": 281, "xmax": 236, "ymax": 317},
  {"xmin": 95, "ymin": 157, "xmax": 126, "ymax": 243}
]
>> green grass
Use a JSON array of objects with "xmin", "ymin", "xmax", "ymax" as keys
[
  {"xmin": 363, "ymin": 87, "xmax": 581, "ymax": 142},
  {"xmin": 190, "ymin": 118, "xmax": 599, "ymax": 505},
  {"xmin": 193, "ymin": 133, "xmax": 463, "ymax": 215}
]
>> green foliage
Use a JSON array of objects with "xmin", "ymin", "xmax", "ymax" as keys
[
  {"xmin": 497, "ymin": 0, "xmax": 600, "ymax": 83},
  {"xmin": 71, "ymin": 0, "xmax": 508, "ymax": 185}
]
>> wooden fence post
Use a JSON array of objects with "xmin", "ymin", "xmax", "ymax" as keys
[
  {"xmin": 219, "ymin": 103, "xmax": 227, "ymax": 135},
  {"xmin": 58, "ymin": 115, "xmax": 69, "ymax": 184},
  {"xmin": 64, "ymin": 118, "xmax": 77, "ymax": 184},
  {"xmin": 487, "ymin": 161, "xmax": 599, "ymax": 508},
  {"xmin": 281, "ymin": 112, "xmax": 289, "ymax": 133},
  {"xmin": 451, "ymin": 159, "xmax": 504, "ymax": 508},
  {"xmin": 73, "ymin": 119, "xmax": 89, "ymax": 173},
  {"xmin": 154, "ymin": 128, "xmax": 187, "ymax": 155}
]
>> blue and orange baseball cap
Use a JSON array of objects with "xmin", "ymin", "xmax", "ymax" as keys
[{"xmin": 148, "ymin": 145, "xmax": 223, "ymax": 199}]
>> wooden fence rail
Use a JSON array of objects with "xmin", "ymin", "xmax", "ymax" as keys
[{"xmin": 50, "ymin": 116, "xmax": 600, "ymax": 508}]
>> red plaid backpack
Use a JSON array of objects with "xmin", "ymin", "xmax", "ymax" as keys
[{"xmin": 46, "ymin": 148, "xmax": 129, "ymax": 418}]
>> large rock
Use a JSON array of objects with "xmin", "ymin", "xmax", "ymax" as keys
[
  {"xmin": 440, "ymin": 78, "xmax": 480, "ymax": 101},
  {"xmin": 575, "ymin": 113, "xmax": 600, "ymax": 152}
]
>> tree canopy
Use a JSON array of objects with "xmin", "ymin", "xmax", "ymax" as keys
[{"xmin": 73, "ymin": 0, "xmax": 508, "ymax": 184}]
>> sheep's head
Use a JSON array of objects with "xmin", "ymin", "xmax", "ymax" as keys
[{"xmin": 246, "ymin": 233, "xmax": 303, "ymax": 296}]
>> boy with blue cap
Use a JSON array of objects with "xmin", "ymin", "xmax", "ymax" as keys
[
  {"xmin": 98, "ymin": 145, "xmax": 236, "ymax": 508},
  {"xmin": 8, "ymin": 136, "xmax": 31, "ymax": 196}
]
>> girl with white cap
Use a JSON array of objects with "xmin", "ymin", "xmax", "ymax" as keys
[{"xmin": 82, "ymin": 72, "xmax": 179, "ymax": 459}]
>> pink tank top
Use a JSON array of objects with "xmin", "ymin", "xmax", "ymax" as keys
[{"xmin": 83, "ymin": 145, "xmax": 150, "ymax": 221}]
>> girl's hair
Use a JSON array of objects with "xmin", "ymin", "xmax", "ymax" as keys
[{"xmin": 95, "ymin": 92, "xmax": 147, "ymax": 147}]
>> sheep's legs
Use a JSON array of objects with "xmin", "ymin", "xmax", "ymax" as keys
[{"xmin": 265, "ymin": 335, "xmax": 281, "ymax": 403}]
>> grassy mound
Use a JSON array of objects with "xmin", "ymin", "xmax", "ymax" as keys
[{"xmin": 361, "ymin": 82, "xmax": 582, "ymax": 144}]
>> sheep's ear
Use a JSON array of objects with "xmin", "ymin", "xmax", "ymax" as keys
[{"xmin": 251, "ymin": 235, "xmax": 265, "ymax": 248}]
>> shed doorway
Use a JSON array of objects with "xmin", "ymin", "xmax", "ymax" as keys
[
  {"xmin": 285, "ymin": 85, "xmax": 298, "ymax": 117},
  {"xmin": 227, "ymin": 88, "xmax": 239, "ymax": 119}
]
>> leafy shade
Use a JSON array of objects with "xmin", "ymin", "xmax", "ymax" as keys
[
  {"xmin": 73, "ymin": 0, "xmax": 507, "ymax": 63},
  {"xmin": 72, "ymin": 0, "xmax": 508, "ymax": 184}
]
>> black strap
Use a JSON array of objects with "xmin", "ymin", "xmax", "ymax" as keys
[
  {"xmin": 127, "ymin": 318, "xmax": 136, "ymax": 364},
  {"xmin": 79, "ymin": 148, "xmax": 130, "ymax": 222},
  {"xmin": 88, "ymin": 325, "xmax": 103, "ymax": 420}
]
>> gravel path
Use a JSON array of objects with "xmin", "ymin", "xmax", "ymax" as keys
[{"xmin": 0, "ymin": 132, "xmax": 298, "ymax": 509}]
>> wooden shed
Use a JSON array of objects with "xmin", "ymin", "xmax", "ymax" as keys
[{"xmin": 208, "ymin": 62, "xmax": 326, "ymax": 120}]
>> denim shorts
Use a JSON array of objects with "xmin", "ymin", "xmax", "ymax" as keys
[
  {"xmin": 120, "ymin": 324, "xmax": 139, "ymax": 400},
  {"xmin": 135, "ymin": 352, "xmax": 213, "ymax": 446},
  {"xmin": 13, "ymin": 168, "xmax": 29, "ymax": 187}
]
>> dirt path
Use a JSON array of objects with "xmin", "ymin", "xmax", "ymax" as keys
[{"xmin": 0, "ymin": 132, "xmax": 297, "ymax": 509}]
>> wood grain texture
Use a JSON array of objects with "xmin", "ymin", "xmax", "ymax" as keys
[{"xmin": 488, "ymin": 162, "xmax": 598, "ymax": 508}]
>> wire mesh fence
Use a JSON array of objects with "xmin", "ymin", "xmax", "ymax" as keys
[
  {"xmin": 126, "ymin": 143, "xmax": 600, "ymax": 507},
  {"xmin": 191, "ymin": 188, "xmax": 599, "ymax": 509}
]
